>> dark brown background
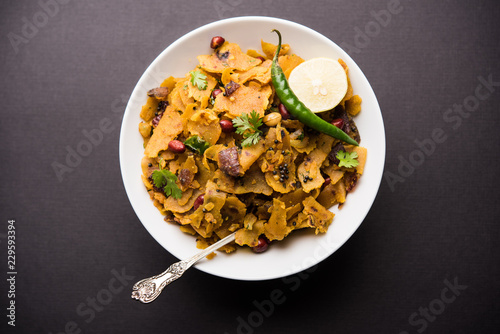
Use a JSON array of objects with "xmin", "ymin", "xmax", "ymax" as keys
[{"xmin": 1, "ymin": 0, "xmax": 499, "ymax": 333}]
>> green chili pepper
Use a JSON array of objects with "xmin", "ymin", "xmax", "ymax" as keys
[{"xmin": 270, "ymin": 29, "xmax": 359, "ymax": 146}]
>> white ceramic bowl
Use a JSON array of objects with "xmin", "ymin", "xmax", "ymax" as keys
[{"xmin": 119, "ymin": 16, "xmax": 385, "ymax": 281}]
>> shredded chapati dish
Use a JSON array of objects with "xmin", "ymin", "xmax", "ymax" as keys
[{"xmin": 138, "ymin": 34, "xmax": 366, "ymax": 254}]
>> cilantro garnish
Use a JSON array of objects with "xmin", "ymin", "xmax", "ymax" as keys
[
  {"xmin": 189, "ymin": 70, "xmax": 207, "ymax": 90},
  {"xmin": 336, "ymin": 151, "xmax": 359, "ymax": 168},
  {"xmin": 184, "ymin": 135, "xmax": 210, "ymax": 155},
  {"xmin": 232, "ymin": 110, "xmax": 263, "ymax": 147},
  {"xmin": 151, "ymin": 168, "xmax": 182, "ymax": 199}
]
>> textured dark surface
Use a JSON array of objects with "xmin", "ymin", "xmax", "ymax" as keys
[{"xmin": 1, "ymin": 1, "xmax": 500, "ymax": 333}]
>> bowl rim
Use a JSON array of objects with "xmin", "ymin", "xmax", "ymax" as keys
[{"xmin": 119, "ymin": 15, "xmax": 386, "ymax": 281}]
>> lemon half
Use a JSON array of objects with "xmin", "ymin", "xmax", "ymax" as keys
[{"xmin": 288, "ymin": 57, "xmax": 348, "ymax": 113}]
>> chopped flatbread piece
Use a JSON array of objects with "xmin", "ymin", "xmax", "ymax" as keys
[
  {"xmin": 213, "ymin": 82, "xmax": 272, "ymax": 118},
  {"xmin": 236, "ymin": 216, "xmax": 265, "ymax": 247},
  {"xmin": 338, "ymin": 59, "xmax": 353, "ymax": 105},
  {"xmin": 302, "ymin": 196, "xmax": 334, "ymax": 234},
  {"xmin": 246, "ymin": 49, "xmax": 266, "ymax": 59},
  {"xmin": 261, "ymin": 39, "xmax": 290, "ymax": 59},
  {"xmin": 198, "ymin": 42, "xmax": 261, "ymax": 73},
  {"xmin": 140, "ymin": 96, "xmax": 159, "ymax": 122},
  {"xmin": 239, "ymin": 139, "xmax": 266, "ymax": 172},
  {"xmin": 278, "ymin": 54, "xmax": 304, "ymax": 79},
  {"xmin": 175, "ymin": 78, "xmax": 194, "ymax": 107},
  {"xmin": 236, "ymin": 60, "xmax": 272, "ymax": 84},
  {"xmin": 264, "ymin": 199, "xmax": 291, "ymax": 241},
  {"xmin": 144, "ymin": 106, "xmax": 183, "ymax": 157},
  {"xmin": 297, "ymin": 134, "xmax": 334, "ymax": 192},
  {"xmin": 345, "ymin": 94, "xmax": 362, "ymax": 116},
  {"xmin": 168, "ymin": 86, "xmax": 186, "ymax": 112},
  {"xmin": 187, "ymin": 109, "xmax": 221, "ymax": 145}
]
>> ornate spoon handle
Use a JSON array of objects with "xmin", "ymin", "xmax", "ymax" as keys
[{"xmin": 131, "ymin": 231, "xmax": 236, "ymax": 303}]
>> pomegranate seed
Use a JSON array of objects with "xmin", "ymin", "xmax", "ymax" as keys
[
  {"xmin": 257, "ymin": 56, "xmax": 266, "ymax": 62},
  {"xmin": 331, "ymin": 118, "xmax": 344, "ymax": 129},
  {"xmin": 193, "ymin": 194, "xmax": 205, "ymax": 211},
  {"xmin": 211, "ymin": 88, "xmax": 223, "ymax": 100},
  {"xmin": 168, "ymin": 140, "xmax": 186, "ymax": 154},
  {"xmin": 219, "ymin": 119, "xmax": 235, "ymax": 133},
  {"xmin": 252, "ymin": 236, "xmax": 269, "ymax": 253},
  {"xmin": 324, "ymin": 178, "xmax": 331, "ymax": 187},
  {"xmin": 278, "ymin": 103, "xmax": 291, "ymax": 120},
  {"xmin": 210, "ymin": 36, "xmax": 225, "ymax": 49}
]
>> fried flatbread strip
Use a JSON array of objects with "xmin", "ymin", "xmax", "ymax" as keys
[
  {"xmin": 176, "ymin": 78, "xmax": 195, "ymax": 107},
  {"xmin": 236, "ymin": 60, "xmax": 272, "ymax": 85},
  {"xmin": 261, "ymin": 39, "xmax": 290, "ymax": 59},
  {"xmin": 297, "ymin": 134, "xmax": 334, "ymax": 192},
  {"xmin": 246, "ymin": 49, "xmax": 266, "ymax": 59},
  {"xmin": 214, "ymin": 82, "xmax": 272, "ymax": 118},
  {"xmin": 262, "ymin": 126, "xmax": 297, "ymax": 193},
  {"xmin": 339, "ymin": 59, "xmax": 353, "ymax": 105},
  {"xmin": 302, "ymin": 196, "xmax": 334, "ymax": 234},
  {"xmin": 198, "ymin": 42, "xmax": 260, "ymax": 73},
  {"xmin": 191, "ymin": 181, "xmax": 227, "ymax": 237},
  {"xmin": 140, "ymin": 96, "xmax": 158, "ymax": 122},
  {"xmin": 240, "ymin": 139, "xmax": 266, "ymax": 173},
  {"xmin": 278, "ymin": 54, "xmax": 304, "ymax": 79},
  {"xmin": 235, "ymin": 215, "xmax": 265, "ymax": 247},
  {"xmin": 144, "ymin": 106, "xmax": 183, "ymax": 157},
  {"xmin": 160, "ymin": 76, "xmax": 177, "ymax": 92},
  {"xmin": 168, "ymin": 86, "xmax": 185, "ymax": 112},
  {"xmin": 321, "ymin": 164, "xmax": 345, "ymax": 184},
  {"xmin": 187, "ymin": 109, "xmax": 222, "ymax": 145},
  {"xmin": 213, "ymin": 82, "xmax": 272, "ymax": 118},
  {"xmin": 214, "ymin": 165, "xmax": 273, "ymax": 196},
  {"xmin": 264, "ymin": 198, "xmax": 291, "ymax": 241},
  {"xmin": 345, "ymin": 95, "xmax": 362, "ymax": 116},
  {"xmin": 216, "ymin": 196, "xmax": 246, "ymax": 238},
  {"xmin": 187, "ymin": 70, "xmax": 217, "ymax": 101}
]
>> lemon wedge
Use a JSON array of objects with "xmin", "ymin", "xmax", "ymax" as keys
[{"xmin": 288, "ymin": 57, "xmax": 348, "ymax": 113}]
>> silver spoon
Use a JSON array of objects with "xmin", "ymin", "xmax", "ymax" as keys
[{"xmin": 131, "ymin": 231, "xmax": 236, "ymax": 303}]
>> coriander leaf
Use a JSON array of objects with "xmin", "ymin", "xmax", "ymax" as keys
[
  {"xmin": 232, "ymin": 113, "xmax": 252, "ymax": 134},
  {"xmin": 189, "ymin": 70, "xmax": 207, "ymax": 90},
  {"xmin": 233, "ymin": 110, "xmax": 262, "ymax": 134},
  {"xmin": 248, "ymin": 110, "xmax": 263, "ymax": 129},
  {"xmin": 184, "ymin": 135, "xmax": 210, "ymax": 155},
  {"xmin": 151, "ymin": 169, "xmax": 182, "ymax": 199},
  {"xmin": 241, "ymin": 132, "xmax": 262, "ymax": 147},
  {"xmin": 164, "ymin": 178, "xmax": 183, "ymax": 199},
  {"xmin": 151, "ymin": 170, "xmax": 167, "ymax": 188},
  {"xmin": 232, "ymin": 110, "xmax": 263, "ymax": 147},
  {"xmin": 336, "ymin": 151, "xmax": 359, "ymax": 168}
]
